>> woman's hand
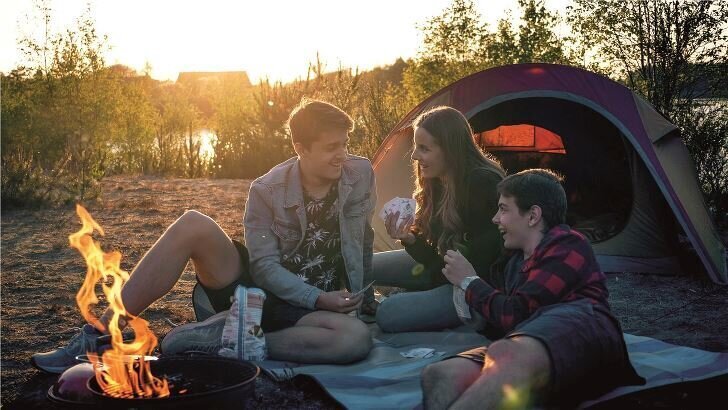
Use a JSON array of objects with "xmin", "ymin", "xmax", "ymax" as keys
[
  {"xmin": 442, "ymin": 250, "xmax": 477, "ymax": 286},
  {"xmin": 385, "ymin": 211, "xmax": 415, "ymax": 245}
]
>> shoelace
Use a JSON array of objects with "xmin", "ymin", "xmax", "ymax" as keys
[{"xmin": 61, "ymin": 326, "xmax": 98, "ymax": 355}]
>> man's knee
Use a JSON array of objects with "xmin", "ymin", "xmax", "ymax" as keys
[
  {"xmin": 422, "ymin": 360, "xmax": 459, "ymax": 387},
  {"xmin": 178, "ymin": 209, "xmax": 212, "ymax": 229},
  {"xmin": 486, "ymin": 337, "xmax": 551, "ymax": 388},
  {"xmin": 307, "ymin": 313, "xmax": 372, "ymax": 361},
  {"xmin": 487, "ymin": 337, "xmax": 549, "ymax": 367},
  {"xmin": 174, "ymin": 210, "xmax": 218, "ymax": 239},
  {"xmin": 484, "ymin": 339, "xmax": 518, "ymax": 365},
  {"xmin": 344, "ymin": 318, "xmax": 372, "ymax": 360}
]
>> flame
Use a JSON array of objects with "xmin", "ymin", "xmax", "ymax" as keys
[{"xmin": 70, "ymin": 204, "xmax": 169, "ymax": 398}]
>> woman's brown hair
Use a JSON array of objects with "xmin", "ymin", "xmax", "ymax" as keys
[{"xmin": 412, "ymin": 106, "xmax": 505, "ymax": 253}]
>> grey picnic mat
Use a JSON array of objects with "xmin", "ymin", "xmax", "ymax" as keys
[{"xmin": 256, "ymin": 326, "xmax": 728, "ymax": 410}]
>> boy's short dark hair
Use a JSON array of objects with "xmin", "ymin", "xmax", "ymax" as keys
[
  {"xmin": 287, "ymin": 98, "xmax": 354, "ymax": 148},
  {"xmin": 497, "ymin": 169, "xmax": 567, "ymax": 231}
]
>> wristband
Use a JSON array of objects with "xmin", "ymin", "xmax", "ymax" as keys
[{"xmin": 459, "ymin": 276, "xmax": 480, "ymax": 291}]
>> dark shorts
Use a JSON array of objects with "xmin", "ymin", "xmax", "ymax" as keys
[
  {"xmin": 197, "ymin": 240, "xmax": 316, "ymax": 333},
  {"xmin": 457, "ymin": 299, "xmax": 644, "ymax": 405}
]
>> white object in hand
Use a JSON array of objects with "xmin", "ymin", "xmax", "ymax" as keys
[{"xmin": 379, "ymin": 197, "xmax": 416, "ymax": 228}]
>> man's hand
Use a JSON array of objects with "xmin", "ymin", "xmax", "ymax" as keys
[
  {"xmin": 442, "ymin": 250, "xmax": 477, "ymax": 286},
  {"xmin": 315, "ymin": 290, "xmax": 363, "ymax": 313},
  {"xmin": 385, "ymin": 211, "xmax": 415, "ymax": 245}
]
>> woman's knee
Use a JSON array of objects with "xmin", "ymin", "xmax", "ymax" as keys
[{"xmin": 375, "ymin": 297, "xmax": 403, "ymax": 332}]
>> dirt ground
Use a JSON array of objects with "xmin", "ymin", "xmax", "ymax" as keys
[{"xmin": 2, "ymin": 176, "xmax": 727, "ymax": 409}]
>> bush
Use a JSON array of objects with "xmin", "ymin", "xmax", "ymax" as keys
[
  {"xmin": 674, "ymin": 102, "xmax": 728, "ymax": 230},
  {"xmin": 1, "ymin": 149, "xmax": 101, "ymax": 209}
]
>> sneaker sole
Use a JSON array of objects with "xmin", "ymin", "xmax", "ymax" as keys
[{"xmin": 30, "ymin": 355, "xmax": 74, "ymax": 374}]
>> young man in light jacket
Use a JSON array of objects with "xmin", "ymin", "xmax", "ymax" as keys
[
  {"xmin": 31, "ymin": 99, "xmax": 376, "ymax": 373},
  {"xmin": 238, "ymin": 98, "xmax": 377, "ymax": 362}
]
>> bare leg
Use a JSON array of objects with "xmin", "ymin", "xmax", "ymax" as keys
[
  {"xmin": 450, "ymin": 336, "xmax": 551, "ymax": 410},
  {"xmin": 99, "ymin": 210, "xmax": 242, "ymax": 331},
  {"xmin": 421, "ymin": 358, "xmax": 482, "ymax": 410},
  {"xmin": 265, "ymin": 311, "xmax": 373, "ymax": 364}
]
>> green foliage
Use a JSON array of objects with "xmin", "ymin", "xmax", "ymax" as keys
[
  {"xmin": 1, "ymin": 149, "xmax": 57, "ymax": 208},
  {"xmin": 673, "ymin": 103, "xmax": 728, "ymax": 229},
  {"xmin": 355, "ymin": 80, "xmax": 409, "ymax": 159},
  {"xmin": 2, "ymin": 1, "xmax": 117, "ymax": 205},
  {"xmin": 210, "ymin": 57, "xmax": 409, "ymax": 178},
  {"xmin": 0, "ymin": 148, "xmax": 80, "ymax": 208},
  {"xmin": 403, "ymin": 0, "xmax": 571, "ymax": 104},
  {"xmin": 403, "ymin": 0, "xmax": 488, "ymax": 104},
  {"xmin": 109, "ymin": 74, "xmax": 158, "ymax": 174},
  {"xmin": 568, "ymin": 0, "xmax": 728, "ymax": 114},
  {"xmin": 3, "ymin": 0, "xmax": 725, "ymax": 225},
  {"xmin": 568, "ymin": 0, "xmax": 728, "ymax": 227}
]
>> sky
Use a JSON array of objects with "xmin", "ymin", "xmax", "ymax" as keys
[{"xmin": 1, "ymin": 0, "xmax": 571, "ymax": 83}]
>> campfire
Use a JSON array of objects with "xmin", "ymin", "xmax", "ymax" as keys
[
  {"xmin": 70, "ymin": 204, "xmax": 169, "ymax": 399},
  {"xmin": 49, "ymin": 205, "xmax": 259, "ymax": 408}
]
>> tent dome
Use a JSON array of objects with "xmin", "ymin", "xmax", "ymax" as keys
[{"xmin": 372, "ymin": 63, "xmax": 726, "ymax": 283}]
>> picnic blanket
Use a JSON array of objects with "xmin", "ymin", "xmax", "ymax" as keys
[{"xmin": 257, "ymin": 327, "xmax": 728, "ymax": 409}]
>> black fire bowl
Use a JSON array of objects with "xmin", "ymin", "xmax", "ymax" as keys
[{"xmin": 48, "ymin": 355, "xmax": 259, "ymax": 409}]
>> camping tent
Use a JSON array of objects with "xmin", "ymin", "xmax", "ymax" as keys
[{"xmin": 371, "ymin": 63, "xmax": 727, "ymax": 284}]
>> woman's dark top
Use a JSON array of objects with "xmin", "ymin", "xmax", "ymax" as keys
[{"xmin": 404, "ymin": 168, "xmax": 503, "ymax": 287}]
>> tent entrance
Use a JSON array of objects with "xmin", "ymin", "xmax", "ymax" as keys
[{"xmin": 469, "ymin": 98, "xmax": 635, "ymax": 244}]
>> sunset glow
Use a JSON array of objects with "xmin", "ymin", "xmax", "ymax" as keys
[{"xmin": 1, "ymin": 0, "xmax": 570, "ymax": 83}]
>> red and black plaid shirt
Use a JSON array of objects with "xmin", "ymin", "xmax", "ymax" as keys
[{"xmin": 465, "ymin": 224, "xmax": 609, "ymax": 335}]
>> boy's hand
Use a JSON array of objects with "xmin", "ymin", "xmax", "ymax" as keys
[
  {"xmin": 315, "ymin": 290, "xmax": 362, "ymax": 313},
  {"xmin": 442, "ymin": 250, "xmax": 476, "ymax": 286}
]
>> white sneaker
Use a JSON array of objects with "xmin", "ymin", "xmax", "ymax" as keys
[{"xmin": 161, "ymin": 311, "xmax": 227, "ymax": 355}]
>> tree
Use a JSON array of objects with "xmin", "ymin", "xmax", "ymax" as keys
[
  {"xmin": 568, "ymin": 0, "xmax": 728, "ymax": 114},
  {"xmin": 569, "ymin": 0, "xmax": 728, "ymax": 228},
  {"xmin": 3, "ymin": 1, "xmax": 123, "ymax": 203},
  {"xmin": 403, "ymin": 0, "xmax": 488, "ymax": 104},
  {"xmin": 403, "ymin": 0, "xmax": 571, "ymax": 104},
  {"xmin": 112, "ymin": 74, "xmax": 158, "ymax": 174}
]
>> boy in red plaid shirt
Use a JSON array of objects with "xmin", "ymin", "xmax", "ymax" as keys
[{"xmin": 421, "ymin": 169, "xmax": 643, "ymax": 409}]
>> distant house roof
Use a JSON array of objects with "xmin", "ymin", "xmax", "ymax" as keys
[{"xmin": 176, "ymin": 71, "xmax": 252, "ymax": 87}]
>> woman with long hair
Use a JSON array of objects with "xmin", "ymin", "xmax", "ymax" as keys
[{"xmin": 375, "ymin": 106, "xmax": 505, "ymax": 332}]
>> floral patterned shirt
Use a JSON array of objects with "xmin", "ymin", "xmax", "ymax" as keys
[{"xmin": 281, "ymin": 184, "xmax": 346, "ymax": 292}]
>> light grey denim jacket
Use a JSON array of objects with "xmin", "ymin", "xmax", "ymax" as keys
[{"xmin": 243, "ymin": 155, "xmax": 377, "ymax": 309}]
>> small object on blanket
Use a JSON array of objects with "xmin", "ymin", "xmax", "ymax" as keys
[
  {"xmin": 400, "ymin": 348, "xmax": 445, "ymax": 359},
  {"xmin": 379, "ymin": 197, "xmax": 416, "ymax": 226},
  {"xmin": 219, "ymin": 286, "xmax": 268, "ymax": 361}
]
